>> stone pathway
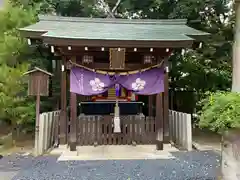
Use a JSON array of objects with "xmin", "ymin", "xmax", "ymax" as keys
[
  {"xmin": 57, "ymin": 145, "xmax": 179, "ymax": 161},
  {"xmin": 192, "ymin": 129, "xmax": 221, "ymax": 153},
  {"xmin": 0, "ymin": 150, "xmax": 220, "ymax": 180}
]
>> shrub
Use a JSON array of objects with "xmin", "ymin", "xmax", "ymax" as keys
[{"xmin": 198, "ymin": 92, "xmax": 240, "ymax": 133}]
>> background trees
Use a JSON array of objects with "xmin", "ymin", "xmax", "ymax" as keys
[{"xmin": 0, "ymin": 5, "xmax": 37, "ymax": 142}]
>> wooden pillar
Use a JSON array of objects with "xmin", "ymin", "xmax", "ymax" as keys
[
  {"xmin": 148, "ymin": 95, "xmax": 153, "ymax": 116},
  {"xmin": 55, "ymin": 60, "xmax": 61, "ymax": 110},
  {"xmin": 156, "ymin": 93, "xmax": 163, "ymax": 150},
  {"xmin": 34, "ymin": 80, "xmax": 40, "ymax": 155},
  {"xmin": 69, "ymin": 56, "xmax": 77, "ymax": 151},
  {"xmin": 59, "ymin": 58, "xmax": 67, "ymax": 145},
  {"xmin": 163, "ymin": 60, "xmax": 169, "ymax": 143}
]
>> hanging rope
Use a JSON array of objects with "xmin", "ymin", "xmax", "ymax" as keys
[{"xmin": 68, "ymin": 59, "xmax": 164, "ymax": 75}]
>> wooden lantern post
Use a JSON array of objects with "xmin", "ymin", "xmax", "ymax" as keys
[{"xmin": 24, "ymin": 67, "xmax": 53, "ymax": 156}]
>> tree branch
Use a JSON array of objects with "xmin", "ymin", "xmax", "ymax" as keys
[
  {"xmin": 112, "ymin": 0, "xmax": 122, "ymax": 13},
  {"xmin": 99, "ymin": 0, "xmax": 115, "ymax": 18}
]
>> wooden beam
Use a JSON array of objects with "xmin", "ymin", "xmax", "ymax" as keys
[
  {"xmin": 69, "ymin": 56, "xmax": 77, "ymax": 151},
  {"xmin": 163, "ymin": 59, "xmax": 170, "ymax": 143},
  {"xmin": 66, "ymin": 61, "xmax": 160, "ymax": 71},
  {"xmin": 58, "ymin": 46, "xmax": 171, "ymax": 54},
  {"xmin": 55, "ymin": 60, "xmax": 61, "ymax": 110},
  {"xmin": 156, "ymin": 93, "xmax": 163, "ymax": 150},
  {"xmin": 59, "ymin": 57, "xmax": 67, "ymax": 145}
]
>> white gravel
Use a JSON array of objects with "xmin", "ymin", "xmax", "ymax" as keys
[{"xmin": 0, "ymin": 151, "xmax": 220, "ymax": 180}]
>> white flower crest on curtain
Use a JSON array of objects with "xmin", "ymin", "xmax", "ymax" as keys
[
  {"xmin": 131, "ymin": 78, "xmax": 146, "ymax": 91},
  {"xmin": 89, "ymin": 78, "xmax": 105, "ymax": 91}
]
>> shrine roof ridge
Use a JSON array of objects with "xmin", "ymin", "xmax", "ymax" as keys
[{"xmin": 38, "ymin": 15, "xmax": 188, "ymax": 25}]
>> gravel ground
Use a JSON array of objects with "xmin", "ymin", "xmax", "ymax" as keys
[{"xmin": 0, "ymin": 150, "xmax": 220, "ymax": 180}]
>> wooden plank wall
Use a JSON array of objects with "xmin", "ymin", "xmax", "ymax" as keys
[
  {"xmin": 77, "ymin": 115, "xmax": 157, "ymax": 145},
  {"xmin": 169, "ymin": 110, "xmax": 192, "ymax": 151},
  {"xmin": 38, "ymin": 110, "xmax": 60, "ymax": 155}
]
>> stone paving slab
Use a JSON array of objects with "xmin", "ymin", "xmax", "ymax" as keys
[
  {"xmin": 58, "ymin": 144, "xmax": 179, "ymax": 161},
  {"xmin": 193, "ymin": 141, "xmax": 221, "ymax": 153},
  {"xmin": 0, "ymin": 171, "xmax": 18, "ymax": 180},
  {"xmin": 192, "ymin": 129, "xmax": 221, "ymax": 153}
]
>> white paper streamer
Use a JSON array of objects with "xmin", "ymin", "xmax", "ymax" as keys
[
  {"xmin": 51, "ymin": 46, "xmax": 54, "ymax": 53},
  {"xmin": 113, "ymin": 102, "xmax": 121, "ymax": 133},
  {"xmin": 27, "ymin": 39, "xmax": 31, "ymax": 45}
]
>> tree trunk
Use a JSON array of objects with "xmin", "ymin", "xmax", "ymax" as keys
[
  {"xmin": 221, "ymin": 129, "xmax": 240, "ymax": 180},
  {"xmin": 232, "ymin": 2, "xmax": 240, "ymax": 92},
  {"xmin": 11, "ymin": 121, "xmax": 17, "ymax": 146}
]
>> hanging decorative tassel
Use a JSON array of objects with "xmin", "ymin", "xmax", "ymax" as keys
[
  {"xmin": 115, "ymin": 83, "xmax": 121, "ymax": 97},
  {"xmin": 113, "ymin": 100, "xmax": 121, "ymax": 133},
  {"xmin": 113, "ymin": 84, "xmax": 121, "ymax": 133},
  {"xmin": 131, "ymin": 92, "xmax": 136, "ymax": 101}
]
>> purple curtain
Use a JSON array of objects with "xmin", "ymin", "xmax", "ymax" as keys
[
  {"xmin": 118, "ymin": 68, "xmax": 164, "ymax": 95},
  {"xmin": 70, "ymin": 67, "xmax": 164, "ymax": 96},
  {"xmin": 70, "ymin": 67, "xmax": 116, "ymax": 96}
]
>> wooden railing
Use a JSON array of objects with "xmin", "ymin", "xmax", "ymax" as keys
[
  {"xmin": 169, "ymin": 110, "xmax": 192, "ymax": 151},
  {"xmin": 77, "ymin": 114, "xmax": 156, "ymax": 145},
  {"xmin": 38, "ymin": 110, "xmax": 60, "ymax": 155},
  {"xmin": 37, "ymin": 110, "xmax": 192, "ymax": 153}
]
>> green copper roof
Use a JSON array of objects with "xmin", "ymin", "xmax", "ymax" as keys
[{"xmin": 20, "ymin": 15, "xmax": 208, "ymax": 41}]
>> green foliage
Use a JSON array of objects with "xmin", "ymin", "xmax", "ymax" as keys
[
  {"xmin": 198, "ymin": 92, "xmax": 240, "ymax": 133},
  {"xmin": 169, "ymin": 0, "xmax": 233, "ymax": 93},
  {"xmin": 0, "ymin": 5, "xmax": 37, "ymax": 128},
  {"xmin": 0, "ymin": 5, "xmax": 36, "ymax": 32},
  {"xmin": 0, "ymin": 64, "xmax": 35, "ymax": 125}
]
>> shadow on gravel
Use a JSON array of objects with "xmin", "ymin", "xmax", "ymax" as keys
[{"xmin": 8, "ymin": 150, "xmax": 220, "ymax": 180}]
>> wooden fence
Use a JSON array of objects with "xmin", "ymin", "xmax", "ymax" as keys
[
  {"xmin": 37, "ymin": 110, "xmax": 192, "ymax": 153},
  {"xmin": 77, "ymin": 114, "xmax": 156, "ymax": 145},
  {"xmin": 37, "ymin": 110, "xmax": 60, "ymax": 155},
  {"xmin": 169, "ymin": 110, "xmax": 192, "ymax": 151}
]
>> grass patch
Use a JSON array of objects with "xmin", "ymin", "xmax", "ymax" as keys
[{"xmin": 0, "ymin": 133, "xmax": 34, "ymax": 155}]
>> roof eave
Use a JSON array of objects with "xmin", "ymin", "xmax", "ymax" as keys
[
  {"xmin": 19, "ymin": 28, "xmax": 46, "ymax": 39},
  {"xmin": 187, "ymin": 33, "xmax": 211, "ymax": 41},
  {"xmin": 42, "ymin": 36, "xmax": 194, "ymax": 48}
]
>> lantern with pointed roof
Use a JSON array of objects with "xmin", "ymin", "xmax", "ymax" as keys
[{"xmin": 24, "ymin": 67, "xmax": 53, "ymax": 96}]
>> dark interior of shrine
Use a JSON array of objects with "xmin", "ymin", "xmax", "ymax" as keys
[{"xmin": 79, "ymin": 101, "xmax": 144, "ymax": 115}]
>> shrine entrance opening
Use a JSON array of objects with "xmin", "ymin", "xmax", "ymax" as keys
[{"xmin": 69, "ymin": 61, "xmax": 165, "ymax": 147}]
